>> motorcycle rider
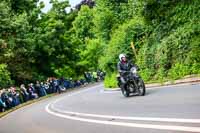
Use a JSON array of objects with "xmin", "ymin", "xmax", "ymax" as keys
[{"xmin": 117, "ymin": 54, "xmax": 138, "ymax": 91}]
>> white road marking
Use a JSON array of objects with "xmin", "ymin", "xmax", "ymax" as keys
[
  {"xmin": 49, "ymin": 104, "xmax": 200, "ymax": 123},
  {"xmin": 100, "ymin": 89, "xmax": 119, "ymax": 93},
  {"xmin": 46, "ymin": 104, "xmax": 200, "ymax": 132},
  {"xmin": 45, "ymin": 83, "xmax": 200, "ymax": 132}
]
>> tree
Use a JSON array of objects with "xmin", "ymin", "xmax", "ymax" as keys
[
  {"xmin": 33, "ymin": 0, "xmax": 80, "ymax": 78},
  {"xmin": 0, "ymin": 64, "xmax": 12, "ymax": 88},
  {"xmin": 73, "ymin": 5, "xmax": 94, "ymax": 42},
  {"xmin": 0, "ymin": 0, "xmax": 40, "ymax": 84},
  {"xmin": 75, "ymin": 0, "xmax": 95, "ymax": 10}
]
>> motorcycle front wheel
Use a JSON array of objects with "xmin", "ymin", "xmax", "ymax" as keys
[
  {"xmin": 138, "ymin": 79, "xmax": 146, "ymax": 96},
  {"xmin": 121, "ymin": 88, "xmax": 129, "ymax": 97}
]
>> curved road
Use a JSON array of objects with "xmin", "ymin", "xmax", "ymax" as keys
[{"xmin": 0, "ymin": 83, "xmax": 200, "ymax": 133}]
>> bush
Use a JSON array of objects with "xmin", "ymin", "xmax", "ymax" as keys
[
  {"xmin": 168, "ymin": 63, "xmax": 191, "ymax": 80},
  {"xmin": 104, "ymin": 72, "xmax": 118, "ymax": 88},
  {"xmin": 54, "ymin": 66, "xmax": 75, "ymax": 79},
  {"xmin": 155, "ymin": 67, "xmax": 167, "ymax": 83},
  {"xmin": 139, "ymin": 68, "xmax": 155, "ymax": 82},
  {"xmin": 191, "ymin": 63, "xmax": 200, "ymax": 74}
]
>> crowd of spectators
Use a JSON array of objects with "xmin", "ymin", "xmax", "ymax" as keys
[{"xmin": 0, "ymin": 71, "xmax": 105, "ymax": 112}]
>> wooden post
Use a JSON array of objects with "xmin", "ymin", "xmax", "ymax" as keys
[{"xmin": 131, "ymin": 41, "xmax": 137, "ymax": 59}]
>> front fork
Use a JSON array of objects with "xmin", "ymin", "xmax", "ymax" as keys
[{"xmin": 132, "ymin": 76, "xmax": 140, "ymax": 93}]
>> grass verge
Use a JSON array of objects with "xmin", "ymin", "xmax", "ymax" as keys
[{"xmin": 104, "ymin": 75, "xmax": 200, "ymax": 90}]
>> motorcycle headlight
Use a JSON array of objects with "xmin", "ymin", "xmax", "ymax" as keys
[{"xmin": 131, "ymin": 67, "xmax": 137, "ymax": 74}]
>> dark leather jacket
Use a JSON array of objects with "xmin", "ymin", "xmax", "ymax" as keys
[{"xmin": 117, "ymin": 60, "xmax": 138, "ymax": 77}]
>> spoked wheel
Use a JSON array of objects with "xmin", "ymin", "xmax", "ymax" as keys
[{"xmin": 138, "ymin": 79, "xmax": 146, "ymax": 96}]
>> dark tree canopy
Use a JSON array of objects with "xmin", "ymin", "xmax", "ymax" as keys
[{"xmin": 75, "ymin": 0, "xmax": 95, "ymax": 10}]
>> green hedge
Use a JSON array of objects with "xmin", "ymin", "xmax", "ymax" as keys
[{"xmin": 104, "ymin": 72, "xmax": 118, "ymax": 88}]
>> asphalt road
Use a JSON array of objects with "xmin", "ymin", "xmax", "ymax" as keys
[{"xmin": 0, "ymin": 83, "xmax": 200, "ymax": 133}]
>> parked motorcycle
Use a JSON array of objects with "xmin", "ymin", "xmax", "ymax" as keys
[{"xmin": 118, "ymin": 67, "xmax": 146, "ymax": 97}]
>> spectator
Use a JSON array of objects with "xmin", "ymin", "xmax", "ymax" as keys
[
  {"xmin": 0, "ymin": 90, "xmax": 6, "ymax": 112},
  {"xmin": 10, "ymin": 87, "xmax": 20, "ymax": 106},
  {"xmin": 80, "ymin": 79, "xmax": 87, "ymax": 86},
  {"xmin": 59, "ymin": 78, "xmax": 66, "ymax": 92},
  {"xmin": 69, "ymin": 78, "xmax": 75, "ymax": 88},
  {"xmin": 40, "ymin": 82, "xmax": 47, "ymax": 96},
  {"xmin": 35, "ymin": 81, "xmax": 41, "ymax": 97},
  {"xmin": 92, "ymin": 71, "xmax": 98, "ymax": 82},
  {"xmin": 84, "ymin": 72, "xmax": 90, "ymax": 83},
  {"xmin": 88, "ymin": 72, "xmax": 93, "ymax": 82},
  {"xmin": 27, "ymin": 84, "xmax": 38, "ymax": 99},
  {"xmin": 44, "ymin": 81, "xmax": 50, "ymax": 94},
  {"xmin": 53, "ymin": 78, "xmax": 61, "ymax": 93},
  {"xmin": 20, "ymin": 84, "xmax": 29, "ymax": 102},
  {"xmin": 1, "ymin": 89, "xmax": 13, "ymax": 109},
  {"xmin": 48, "ymin": 78, "xmax": 55, "ymax": 94},
  {"xmin": 100, "ymin": 71, "xmax": 106, "ymax": 80},
  {"xmin": 0, "ymin": 71, "xmax": 101, "ymax": 112},
  {"xmin": 63, "ymin": 79, "xmax": 71, "ymax": 89}
]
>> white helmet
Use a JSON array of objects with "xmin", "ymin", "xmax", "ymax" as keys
[{"xmin": 119, "ymin": 54, "xmax": 126, "ymax": 61}]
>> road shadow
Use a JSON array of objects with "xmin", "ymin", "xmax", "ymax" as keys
[{"xmin": 124, "ymin": 88, "xmax": 160, "ymax": 98}]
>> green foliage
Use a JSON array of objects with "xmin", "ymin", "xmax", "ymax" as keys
[
  {"xmin": 0, "ymin": 0, "xmax": 81, "ymax": 85},
  {"xmin": 33, "ymin": 0, "xmax": 80, "ymax": 78},
  {"xmin": 191, "ymin": 63, "xmax": 200, "ymax": 74},
  {"xmin": 0, "ymin": 0, "xmax": 39, "ymax": 84},
  {"xmin": 135, "ymin": 0, "xmax": 199, "ymax": 83},
  {"xmin": 73, "ymin": 5, "xmax": 94, "ymax": 41},
  {"xmin": 0, "ymin": 0, "xmax": 199, "ymax": 87},
  {"xmin": 93, "ymin": 6, "xmax": 114, "ymax": 41},
  {"xmin": 99, "ymin": 17, "xmax": 146, "ymax": 72},
  {"xmin": 139, "ymin": 68, "xmax": 154, "ymax": 81},
  {"xmin": 104, "ymin": 72, "xmax": 118, "ymax": 88},
  {"xmin": 168, "ymin": 63, "xmax": 191, "ymax": 80},
  {"xmin": 78, "ymin": 39, "xmax": 103, "ymax": 70},
  {"xmin": 54, "ymin": 66, "xmax": 75, "ymax": 78},
  {"xmin": 155, "ymin": 67, "xmax": 167, "ymax": 83},
  {"xmin": 0, "ymin": 64, "xmax": 12, "ymax": 88}
]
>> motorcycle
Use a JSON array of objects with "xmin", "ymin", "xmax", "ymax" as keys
[{"xmin": 118, "ymin": 67, "xmax": 146, "ymax": 97}]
